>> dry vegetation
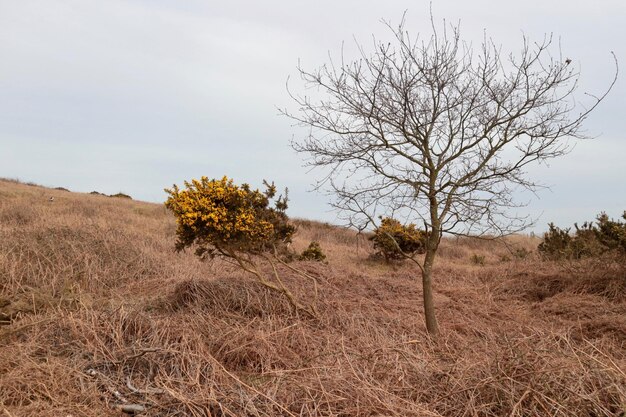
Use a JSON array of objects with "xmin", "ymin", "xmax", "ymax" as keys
[{"xmin": 0, "ymin": 178, "xmax": 624, "ymax": 416}]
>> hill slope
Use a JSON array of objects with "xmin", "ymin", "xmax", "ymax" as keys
[{"xmin": 0, "ymin": 179, "xmax": 624, "ymax": 416}]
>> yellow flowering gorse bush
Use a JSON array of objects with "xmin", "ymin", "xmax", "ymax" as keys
[
  {"xmin": 165, "ymin": 176, "xmax": 295, "ymax": 258},
  {"xmin": 165, "ymin": 176, "xmax": 317, "ymax": 318},
  {"xmin": 370, "ymin": 217, "xmax": 427, "ymax": 261}
]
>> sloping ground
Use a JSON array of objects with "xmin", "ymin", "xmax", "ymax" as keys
[{"xmin": 0, "ymin": 179, "xmax": 624, "ymax": 416}]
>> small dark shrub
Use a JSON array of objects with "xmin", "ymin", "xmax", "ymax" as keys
[
  {"xmin": 54, "ymin": 187, "xmax": 70, "ymax": 192},
  {"xmin": 470, "ymin": 254, "xmax": 485, "ymax": 266},
  {"xmin": 513, "ymin": 248, "xmax": 531, "ymax": 259},
  {"xmin": 370, "ymin": 217, "xmax": 426, "ymax": 262},
  {"xmin": 110, "ymin": 192, "xmax": 132, "ymax": 199},
  {"xmin": 538, "ymin": 223, "xmax": 572, "ymax": 260},
  {"xmin": 299, "ymin": 241, "xmax": 326, "ymax": 262},
  {"xmin": 571, "ymin": 222, "xmax": 605, "ymax": 258}
]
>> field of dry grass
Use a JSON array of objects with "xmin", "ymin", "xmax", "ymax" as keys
[{"xmin": 0, "ymin": 178, "xmax": 624, "ymax": 416}]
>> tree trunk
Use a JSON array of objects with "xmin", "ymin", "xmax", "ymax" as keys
[
  {"xmin": 422, "ymin": 226, "xmax": 440, "ymax": 335},
  {"xmin": 422, "ymin": 255, "xmax": 439, "ymax": 335}
]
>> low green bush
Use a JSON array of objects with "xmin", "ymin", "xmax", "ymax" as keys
[
  {"xmin": 596, "ymin": 212, "xmax": 626, "ymax": 251},
  {"xmin": 538, "ymin": 211, "xmax": 626, "ymax": 260},
  {"xmin": 299, "ymin": 241, "xmax": 327, "ymax": 262}
]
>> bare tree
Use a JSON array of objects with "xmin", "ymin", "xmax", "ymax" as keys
[{"xmin": 284, "ymin": 16, "xmax": 618, "ymax": 335}]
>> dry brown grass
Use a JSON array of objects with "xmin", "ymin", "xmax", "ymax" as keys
[{"xmin": 1, "ymin": 178, "xmax": 624, "ymax": 416}]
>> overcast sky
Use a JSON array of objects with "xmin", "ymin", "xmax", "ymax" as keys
[{"xmin": 1, "ymin": 0, "xmax": 624, "ymax": 231}]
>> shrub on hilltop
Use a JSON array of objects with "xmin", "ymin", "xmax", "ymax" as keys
[{"xmin": 109, "ymin": 192, "xmax": 132, "ymax": 199}]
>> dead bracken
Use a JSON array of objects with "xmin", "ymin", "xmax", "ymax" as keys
[{"xmin": 0, "ymin": 177, "xmax": 624, "ymax": 416}]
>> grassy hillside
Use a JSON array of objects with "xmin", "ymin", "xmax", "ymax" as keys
[{"xmin": 0, "ymin": 179, "xmax": 624, "ymax": 416}]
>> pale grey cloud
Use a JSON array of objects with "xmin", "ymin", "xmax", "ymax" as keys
[{"xmin": 1, "ymin": 0, "xmax": 624, "ymax": 230}]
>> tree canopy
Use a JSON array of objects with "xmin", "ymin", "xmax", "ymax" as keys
[{"xmin": 285, "ymin": 16, "xmax": 617, "ymax": 334}]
